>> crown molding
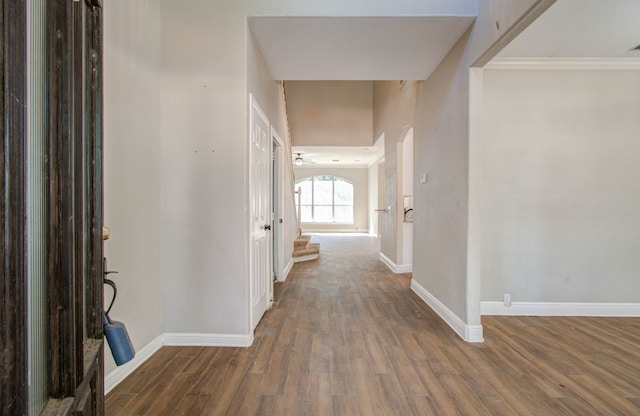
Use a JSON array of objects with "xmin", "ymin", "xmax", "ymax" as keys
[{"xmin": 486, "ymin": 58, "xmax": 640, "ymax": 70}]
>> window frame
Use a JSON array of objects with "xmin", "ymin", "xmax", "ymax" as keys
[{"xmin": 295, "ymin": 175, "xmax": 354, "ymax": 224}]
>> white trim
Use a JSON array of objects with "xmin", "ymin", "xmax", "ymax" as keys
[
  {"xmin": 379, "ymin": 252, "xmax": 395, "ymax": 271},
  {"xmin": 163, "ymin": 332, "xmax": 254, "ymax": 347},
  {"xmin": 280, "ymin": 258, "xmax": 293, "ymax": 282},
  {"xmin": 367, "ymin": 149, "xmax": 386, "ymax": 168},
  {"xmin": 411, "ymin": 280, "xmax": 484, "ymax": 343},
  {"xmin": 379, "ymin": 252, "xmax": 412, "ymax": 274},
  {"xmin": 466, "ymin": 67, "xmax": 483, "ymax": 331},
  {"xmin": 105, "ymin": 331, "xmax": 255, "ymax": 393},
  {"xmin": 486, "ymin": 58, "xmax": 640, "ymax": 70},
  {"xmin": 272, "ymin": 128, "xmax": 285, "ymax": 288},
  {"xmin": 481, "ymin": 301, "xmax": 640, "ymax": 317},
  {"xmin": 465, "ymin": 325, "xmax": 484, "ymax": 342},
  {"xmin": 301, "ymin": 228, "xmax": 361, "ymax": 233},
  {"xmin": 249, "ymin": 93, "xmax": 272, "ymax": 333},
  {"xmin": 292, "ymin": 253, "xmax": 319, "ymax": 263},
  {"xmin": 104, "ymin": 335, "xmax": 163, "ymax": 394}
]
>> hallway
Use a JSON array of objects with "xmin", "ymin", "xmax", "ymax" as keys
[{"xmin": 106, "ymin": 234, "xmax": 640, "ymax": 415}]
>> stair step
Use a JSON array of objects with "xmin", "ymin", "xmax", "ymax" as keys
[
  {"xmin": 292, "ymin": 252, "xmax": 319, "ymax": 263},
  {"xmin": 292, "ymin": 242, "xmax": 320, "ymax": 263},
  {"xmin": 294, "ymin": 235, "xmax": 312, "ymax": 249},
  {"xmin": 292, "ymin": 243, "xmax": 320, "ymax": 258}
]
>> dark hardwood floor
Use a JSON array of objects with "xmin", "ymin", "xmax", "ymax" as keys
[{"xmin": 106, "ymin": 234, "xmax": 640, "ymax": 415}]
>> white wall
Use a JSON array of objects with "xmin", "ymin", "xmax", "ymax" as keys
[
  {"xmin": 160, "ymin": 6, "xmax": 250, "ymax": 335},
  {"xmin": 294, "ymin": 167, "xmax": 369, "ymax": 232},
  {"xmin": 157, "ymin": 0, "xmax": 478, "ymax": 339},
  {"xmin": 103, "ymin": 0, "xmax": 163, "ymax": 374},
  {"xmin": 373, "ymin": 81, "xmax": 417, "ymax": 264},
  {"xmin": 401, "ymin": 129, "xmax": 413, "ymax": 266},
  {"xmin": 481, "ymin": 68, "xmax": 640, "ymax": 304},
  {"xmin": 102, "ymin": 0, "xmax": 558, "ymax": 362},
  {"xmin": 101, "ymin": 0, "xmax": 478, "ymax": 361},
  {"xmin": 368, "ymin": 162, "xmax": 380, "ymax": 235},
  {"xmin": 286, "ymin": 81, "xmax": 373, "ymax": 147},
  {"xmin": 247, "ymin": 29, "xmax": 297, "ymax": 283},
  {"xmin": 412, "ymin": 0, "xmax": 553, "ymax": 339}
]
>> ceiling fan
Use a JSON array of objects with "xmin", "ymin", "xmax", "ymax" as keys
[{"xmin": 293, "ymin": 153, "xmax": 315, "ymax": 166}]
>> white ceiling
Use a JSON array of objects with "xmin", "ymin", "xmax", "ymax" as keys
[
  {"xmin": 292, "ymin": 145, "xmax": 384, "ymax": 169},
  {"xmin": 261, "ymin": 1, "xmax": 640, "ymax": 167},
  {"xmin": 497, "ymin": 0, "xmax": 640, "ymax": 59},
  {"xmin": 249, "ymin": 16, "xmax": 475, "ymax": 81},
  {"xmin": 250, "ymin": 16, "xmax": 474, "ymax": 166}
]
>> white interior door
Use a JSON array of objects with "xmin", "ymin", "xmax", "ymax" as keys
[
  {"xmin": 272, "ymin": 129, "xmax": 285, "ymax": 283},
  {"xmin": 250, "ymin": 94, "xmax": 272, "ymax": 330}
]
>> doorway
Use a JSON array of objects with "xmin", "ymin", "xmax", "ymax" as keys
[
  {"xmin": 399, "ymin": 127, "xmax": 414, "ymax": 269},
  {"xmin": 271, "ymin": 129, "xmax": 285, "ymax": 292}
]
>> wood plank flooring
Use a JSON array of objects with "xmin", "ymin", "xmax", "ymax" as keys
[{"xmin": 106, "ymin": 234, "xmax": 640, "ymax": 415}]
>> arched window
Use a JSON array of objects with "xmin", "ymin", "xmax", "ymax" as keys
[{"xmin": 295, "ymin": 176, "xmax": 354, "ymax": 223}]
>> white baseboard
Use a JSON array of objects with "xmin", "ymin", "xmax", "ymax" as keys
[
  {"xmin": 395, "ymin": 263, "xmax": 412, "ymax": 273},
  {"xmin": 163, "ymin": 332, "xmax": 254, "ymax": 347},
  {"xmin": 105, "ymin": 331, "xmax": 254, "ymax": 393},
  {"xmin": 292, "ymin": 253, "xmax": 319, "ymax": 263},
  {"xmin": 481, "ymin": 301, "xmax": 640, "ymax": 317},
  {"xmin": 411, "ymin": 280, "xmax": 484, "ymax": 343},
  {"xmin": 280, "ymin": 258, "xmax": 294, "ymax": 282},
  {"xmin": 105, "ymin": 335, "xmax": 163, "ymax": 394},
  {"xmin": 302, "ymin": 228, "xmax": 362, "ymax": 233},
  {"xmin": 379, "ymin": 252, "xmax": 412, "ymax": 274}
]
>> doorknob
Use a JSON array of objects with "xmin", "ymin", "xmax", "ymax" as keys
[{"xmin": 264, "ymin": 224, "xmax": 271, "ymax": 230}]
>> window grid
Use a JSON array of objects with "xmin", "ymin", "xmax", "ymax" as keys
[{"xmin": 296, "ymin": 176, "xmax": 353, "ymax": 224}]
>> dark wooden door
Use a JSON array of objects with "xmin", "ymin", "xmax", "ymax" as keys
[{"xmin": 1, "ymin": 0, "xmax": 105, "ymax": 414}]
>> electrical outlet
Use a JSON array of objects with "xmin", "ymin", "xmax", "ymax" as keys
[{"xmin": 503, "ymin": 293, "xmax": 512, "ymax": 307}]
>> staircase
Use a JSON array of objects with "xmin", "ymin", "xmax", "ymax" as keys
[{"xmin": 292, "ymin": 235, "xmax": 320, "ymax": 263}]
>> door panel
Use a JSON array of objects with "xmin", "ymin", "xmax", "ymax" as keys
[{"xmin": 250, "ymin": 95, "xmax": 272, "ymax": 330}]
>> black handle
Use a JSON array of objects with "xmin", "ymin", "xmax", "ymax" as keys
[{"xmin": 264, "ymin": 224, "xmax": 271, "ymax": 231}]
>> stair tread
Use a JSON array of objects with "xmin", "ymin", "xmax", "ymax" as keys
[
  {"xmin": 292, "ymin": 243, "xmax": 320, "ymax": 257},
  {"xmin": 294, "ymin": 235, "xmax": 313, "ymax": 249}
]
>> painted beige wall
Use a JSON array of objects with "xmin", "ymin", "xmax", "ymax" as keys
[
  {"xmin": 401, "ymin": 130, "xmax": 414, "ymax": 266},
  {"xmin": 248, "ymin": 28, "xmax": 297, "ymax": 284},
  {"xmin": 368, "ymin": 161, "xmax": 382, "ymax": 235},
  {"xmin": 412, "ymin": 0, "xmax": 553, "ymax": 331},
  {"xmin": 158, "ymin": 0, "xmax": 477, "ymax": 337},
  {"xmin": 294, "ymin": 167, "xmax": 370, "ymax": 232},
  {"xmin": 103, "ymin": 0, "xmax": 163, "ymax": 374},
  {"xmin": 103, "ymin": 0, "xmax": 556, "ymax": 355},
  {"xmin": 101, "ymin": 0, "xmax": 482, "ymax": 374},
  {"xmin": 481, "ymin": 68, "xmax": 640, "ymax": 303},
  {"xmin": 286, "ymin": 81, "xmax": 374, "ymax": 147},
  {"xmin": 373, "ymin": 81, "xmax": 417, "ymax": 264}
]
